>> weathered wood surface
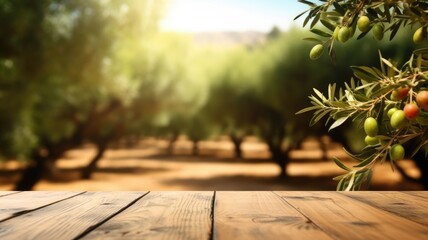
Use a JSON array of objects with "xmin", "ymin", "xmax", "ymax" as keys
[
  {"xmin": 0, "ymin": 191, "xmax": 19, "ymax": 197},
  {"xmin": 0, "ymin": 191, "xmax": 427, "ymax": 240},
  {"xmin": 83, "ymin": 191, "xmax": 213, "ymax": 240},
  {"xmin": 0, "ymin": 191, "xmax": 84, "ymax": 222},
  {"xmin": 214, "ymin": 191, "xmax": 332, "ymax": 240},
  {"xmin": 276, "ymin": 192, "xmax": 428, "ymax": 240},
  {"xmin": 343, "ymin": 191, "xmax": 428, "ymax": 226},
  {"xmin": 0, "ymin": 192, "xmax": 145, "ymax": 240}
]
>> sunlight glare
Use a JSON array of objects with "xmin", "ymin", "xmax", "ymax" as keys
[{"xmin": 161, "ymin": 0, "xmax": 302, "ymax": 33}]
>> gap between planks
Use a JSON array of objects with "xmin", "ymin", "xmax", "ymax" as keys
[
  {"xmin": 0, "ymin": 191, "xmax": 21, "ymax": 198},
  {"xmin": 81, "ymin": 191, "xmax": 214, "ymax": 240},
  {"xmin": 74, "ymin": 191, "xmax": 151, "ymax": 239},
  {"xmin": 276, "ymin": 191, "xmax": 428, "ymax": 240},
  {"xmin": 209, "ymin": 191, "xmax": 216, "ymax": 240},
  {"xmin": 0, "ymin": 191, "xmax": 86, "ymax": 223},
  {"xmin": 0, "ymin": 191, "xmax": 147, "ymax": 240}
]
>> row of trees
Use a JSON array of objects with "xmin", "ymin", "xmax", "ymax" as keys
[
  {"xmin": 0, "ymin": 0, "xmax": 418, "ymax": 190},
  {"xmin": 0, "ymin": 0, "xmax": 173, "ymax": 189},
  {"xmin": 202, "ymin": 26, "xmax": 414, "ymax": 178}
]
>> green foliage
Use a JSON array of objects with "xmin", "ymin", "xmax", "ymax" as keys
[
  {"xmin": 297, "ymin": 0, "xmax": 428, "ymax": 190},
  {"xmin": 298, "ymin": 0, "xmax": 428, "ymax": 57},
  {"xmin": 0, "ymin": 0, "xmax": 166, "ymax": 160}
]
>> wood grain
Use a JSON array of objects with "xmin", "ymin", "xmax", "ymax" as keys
[
  {"xmin": 402, "ymin": 191, "xmax": 428, "ymax": 199},
  {"xmin": 0, "ymin": 191, "xmax": 146, "ymax": 240},
  {"xmin": 0, "ymin": 191, "xmax": 83, "ymax": 222},
  {"xmin": 82, "ymin": 191, "xmax": 213, "ymax": 240},
  {"xmin": 214, "ymin": 191, "xmax": 332, "ymax": 240},
  {"xmin": 343, "ymin": 191, "xmax": 428, "ymax": 226},
  {"xmin": 0, "ymin": 191, "xmax": 19, "ymax": 198},
  {"xmin": 0, "ymin": 191, "xmax": 427, "ymax": 239},
  {"xmin": 276, "ymin": 191, "xmax": 428, "ymax": 240}
]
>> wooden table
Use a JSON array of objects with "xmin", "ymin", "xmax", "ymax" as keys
[{"xmin": 0, "ymin": 191, "xmax": 427, "ymax": 239}]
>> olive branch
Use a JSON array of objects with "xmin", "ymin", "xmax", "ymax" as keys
[
  {"xmin": 297, "ymin": 52, "xmax": 428, "ymax": 190},
  {"xmin": 297, "ymin": 0, "xmax": 428, "ymax": 191}
]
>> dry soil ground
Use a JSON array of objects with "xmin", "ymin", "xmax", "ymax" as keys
[{"xmin": 0, "ymin": 136, "xmax": 424, "ymax": 191}]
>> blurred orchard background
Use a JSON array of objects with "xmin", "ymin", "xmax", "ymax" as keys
[{"xmin": 0, "ymin": 0, "xmax": 424, "ymax": 190}]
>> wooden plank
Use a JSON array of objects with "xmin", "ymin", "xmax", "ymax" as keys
[
  {"xmin": 214, "ymin": 191, "xmax": 332, "ymax": 240},
  {"xmin": 343, "ymin": 191, "xmax": 428, "ymax": 226},
  {"xmin": 0, "ymin": 191, "xmax": 146, "ymax": 240},
  {"xmin": 82, "ymin": 191, "xmax": 213, "ymax": 240},
  {"xmin": 0, "ymin": 191, "xmax": 83, "ymax": 222},
  {"xmin": 402, "ymin": 191, "xmax": 428, "ymax": 199},
  {"xmin": 276, "ymin": 192, "xmax": 428, "ymax": 240},
  {"xmin": 0, "ymin": 191, "xmax": 19, "ymax": 198}
]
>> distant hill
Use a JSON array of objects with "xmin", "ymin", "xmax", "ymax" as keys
[{"xmin": 191, "ymin": 31, "xmax": 267, "ymax": 47}]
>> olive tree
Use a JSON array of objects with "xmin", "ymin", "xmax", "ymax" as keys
[
  {"xmin": 204, "ymin": 46, "xmax": 263, "ymax": 158},
  {"xmin": 0, "ymin": 0, "xmax": 167, "ymax": 189}
]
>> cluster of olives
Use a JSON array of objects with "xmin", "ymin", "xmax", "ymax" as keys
[
  {"xmin": 357, "ymin": 16, "xmax": 385, "ymax": 40},
  {"xmin": 364, "ymin": 116, "xmax": 405, "ymax": 161},
  {"xmin": 310, "ymin": 13, "xmax": 428, "ymax": 59},
  {"xmin": 309, "ymin": 15, "xmax": 385, "ymax": 60},
  {"xmin": 362, "ymin": 89, "xmax": 428, "ymax": 161},
  {"xmin": 390, "ymin": 88, "xmax": 428, "ymax": 121}
]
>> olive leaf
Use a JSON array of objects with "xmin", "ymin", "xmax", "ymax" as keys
[
  {"xmin": 310, "ymin": 28, "xmax": 332, "ymax": 37},
  {"xmin": 329, "ymin": 116, "xmax": 348, "ymax": 131},
  {"xmin": 333, "ymin": 157, "xmax": 351, "ymax": 171}
]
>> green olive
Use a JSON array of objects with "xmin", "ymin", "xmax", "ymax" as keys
[
  {"xmin": 391, "ymin": 91, "xmax": 399, "ymax": 101},
  {"xmin": 338, "ymin": 27, "xmax": 351, "ymax": 43},
  {"xmin": 387, "ymin": 107, "xmax": 398, "ymax": 119},
  {"xmin": 309, "ymin": 44, "xmax": 324, "ymax": 60},
  {"xmin": 365, "ymin": 135, "xmax": 379, "ymax": 145},
  {"xmin": 372, "ymin": 24, "xmax": 384, "ymax": 40},
  {"xmin": 390, "ymin": 110, "xmax": 406, "ymax": 129},
  {"xmin": 364, "ymin": 117, "xmax": 378, "ymax": 137},
  {"xmin": 390, "ymin": 144, "xmax": 405, "ymax": 161},
  {"xmin": 413, "ymin": 27, "xmax": 427, "ymax": 44},
  {"xmin": 357, "ymin": 16, "xmax": 371, "ymax": 32},
  {"xmin": 333, "ymin": 26, "xmax": 340, "ymax": 40}
]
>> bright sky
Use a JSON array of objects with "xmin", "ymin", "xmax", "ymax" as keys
[{"xmin": 161, "ymin": 0, "xmax": 307, "ymax": 32}]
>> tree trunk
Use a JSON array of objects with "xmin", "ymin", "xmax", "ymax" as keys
[
  {"xmin": 267, "ymin": 142, "xmax": 289, "ymax": 178},
  {"xmin": 81, "ymin": 142, "xmax": 107, "ymax": 180},
  {"xmin": 318, "ymin": 136, "xmax": 329, "ymax": 160},
  {"xmin": 15, "ymin": 151, "xmax": 47, "ymax": 190},
  {"xmin": 412, "ymin": 150, "xmax": 428, "ymax": 189},
  {"xmin": 230, "ymin": 134, "xmax": 243, "ymax": 159},
  {"xmin": 261, "ymin": 122, "xmax": 288, "ymax": 178},
  {"xmin": 167, "ymin": 132, "xmax": 179, "ymax": 155},
  {"xmin": 192, "ymin": 140, "xmax": 199, "ymax": 156}
]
